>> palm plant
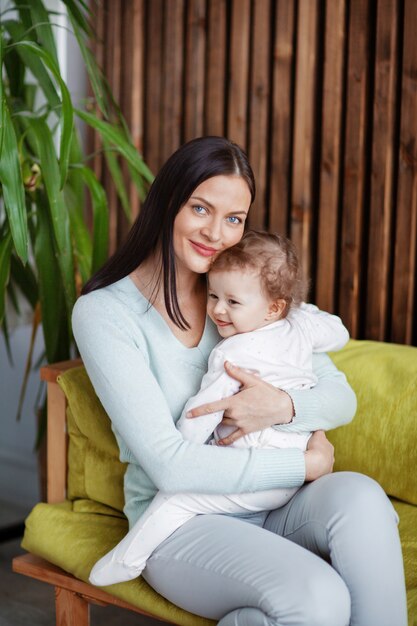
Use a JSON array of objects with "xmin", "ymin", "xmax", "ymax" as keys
[{"xmin": 0, "ymin": 0, "xmax": 153, "ymax": 432}]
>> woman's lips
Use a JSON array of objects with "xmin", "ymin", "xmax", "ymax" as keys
[{"xmin": 189, "ymin": 240, "xmax": 218, "ymax": 257}]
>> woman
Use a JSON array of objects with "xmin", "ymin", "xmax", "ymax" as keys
[{"xmin": 73, "ymin": 137, "xmax": 407, "ymax": 626}]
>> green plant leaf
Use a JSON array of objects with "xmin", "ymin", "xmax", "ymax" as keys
[
  {"xmin": 27, "ymin": 0, "xmax": 59, "ymax": 66},
  {"xmin": 80, "ymin": 166, "xmax": 109, "ymax": 273},
  {"xmin": 3, "ymin": 35, "xmax": 25, "ymax": 100},
  {"xmin": 0, "ymin": 29, "xmax": 5, "ymax": 155},
  {"xmin": 67, "ymin": 11, "xmax": 108, "ymax": 117},
  {"xmin": 35, "ymin": 400, "xmax": 47, "ymax": 451},
  {"xmin": 0, "ymin": 103, "xmax": 28, "ymax": 264},
  {"xmin": 64, "ymin": 181, "xmax": 92, "ymax": 285},
  {"xmin": 64, "ymin": 131, "xmax": 95, "ymax": 282},
  {"xmin": 62, "ymin": 0, "xmax": 93, "ymax": 36},
  {"xmin": 34, "ymin": 190, "xmax": 68, "ymax": 363},
  {"xmin": 23, "ymin": 84, "xmax": 37, "ymax": 111},
  {"xmin": 6, "ymin": 279, "xmax": 20, "ymax": 316},
  {"xmin": 14, "ymin": 0, "xmax": 59, "ymax": 66},
  {"xmin": 1, "ymin": 313, "xmax": 14, "ymax": 366},
  {"xmin": 0, "ymin": 231, "xmax": 12, "ymax": 325},
  {"xmin": 11, "ymin": 40, "xmax": 74, "ymax": 189},
  {"xmin": 12, "ymin": 0, "xmax": 32, "ymax": 32},
  {"xmin": 67, "ymin": 128, "xmax": 84, "ymax": 211},
  {"xmin": 127, "ymin": 161, "xmax": 149, "ymax": 202},
  {"xmin": 4, "ymin": 20, "xmax": 61, "ymax": 111},
  {"xmin": 11, "ymin": 254, "xmax": 38, "ymax": 309},
  {"xmin": 24, "ymin": 116, "xmax": 76, "ymax": 317},
  {"xmin": 32, "ymin": 349, "xmax": 46, "ymax": 370},
  {"xmin": 16, "ymin": 301, "xmax": 40, "ymax": 421},
  {"xmin": 103, "ymin": 141, "xmax": 131, "ymax": 220},
  {"xmin": 76, "ymin": 108, "xmax": 154, "ymax": 183}
]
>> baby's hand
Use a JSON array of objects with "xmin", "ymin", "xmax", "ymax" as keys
[
  {"xmin": 304, "ymin": 431, "xmax": 335, "ymax": 481},
  {"xmin": 187, "ymin": 362, "xmax": 294, "ymax": 446}
]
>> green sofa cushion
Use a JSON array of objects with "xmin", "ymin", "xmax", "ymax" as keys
[
  {"xmin": 58, "ymin": 366, "xmax": 126, "ymax": 513},
  {"xmin": 21, "ymin": 500, "xmax": 214, "ymax": 626},
  {"xmin": 329, "ymin": 340, "xmax": 417, "ymax": 505}
]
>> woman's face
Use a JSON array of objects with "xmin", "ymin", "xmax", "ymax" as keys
[{"xmin": 173, "ymin": 175, "xmax": 251, "ymax": 275}]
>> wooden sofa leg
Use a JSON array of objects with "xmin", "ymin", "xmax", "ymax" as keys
[{"xmin": 55, "ymin": 586, "xmax": 90, "ymax": 626}]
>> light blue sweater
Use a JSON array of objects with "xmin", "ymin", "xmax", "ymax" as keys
[{"xmin": 72, "ymin": 276, "xmax": 356, "ymax": 526}]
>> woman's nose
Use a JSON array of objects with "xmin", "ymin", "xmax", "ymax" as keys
[{"xmin": 201, "ymin": 219, "xmax": 221, "ymax": 242}]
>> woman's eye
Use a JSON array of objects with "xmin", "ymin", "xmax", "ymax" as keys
[
  {"xmin": 193, "ymin": 205, "xmax": 207, "ymax": 215},
  {"xmin": 226, "ymin": 216, "xmax": 242, "ymax": 225}
]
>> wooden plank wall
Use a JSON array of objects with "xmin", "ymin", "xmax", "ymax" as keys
[{"xmin": 90, "ymin": 0, "xmax": 417, "ymax": 346}]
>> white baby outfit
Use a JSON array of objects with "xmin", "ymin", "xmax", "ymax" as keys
[{"xmin": 89, "ymin": 303, "xmax": 349, "ymax": 586}]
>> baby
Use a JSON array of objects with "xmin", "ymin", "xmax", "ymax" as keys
[{"xmin": 89, "ymin": 230, "xmax": 349, "ymax": 586}]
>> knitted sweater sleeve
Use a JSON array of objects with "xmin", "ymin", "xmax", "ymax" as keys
[
  {"xmin": 280, "ymin": 353, "xmax": 357, "ymax": 433},
  {"xmin": 72, "ymin": 293, "xmax": 306, "ymax": 495}
]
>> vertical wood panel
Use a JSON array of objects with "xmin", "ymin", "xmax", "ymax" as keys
[
  {"xmin": 161, "ymin": 0, "xmax": 184, "ymax": 162},
  {"xmin": 119, "ymin": 0, "xmax": 144, "ymax": 234},
  {"xmin": 247, "ymin": 0, "xmax": 271, "ymax": 229},
  {"xmin": 90, "ymin": 4, "xmax": 105, "ymax": 183},
  {"xmin": 184, "ymin": 0, "xmax": 207, "ymax": 141},
  {"xmin": 291, "ymin": 0, "xmax": 320, "ymax": 277},
  {"xmin": 205, "ymin": 0, "xmax": 227, "ymax": 136},
  {"xmin": 227, "ymin": 0, "xmax": 251, "ymax": 147},
  {"xmin": 91, "ymin": 0, "xmax": 417, "ymax": 345},
  {"xmin": 316, "ymin": 0, "xmax": 347, "ymax": 313},
  {"xmin": 339, "ymin": 0, "xmax": 372, "ymax": 337},
  {"xmin": 392, "ymin": 0, "xmax": 417, "ymax": 344},
  {"xmin": 144, "ymin": 0, "xmax": 164, "ymax": 174},
  {"xmin": 105, "ymin": 0, "xmax": 122, "ymax": 254},
  {"xmin": 129, "ymin": 0, "xmax": 145, "ymax": 222},
  {"xmin": 366, "ymin": 0, "xmax": 400, "ymax": 340},
  {"xmin": 269, "ymin": 0, "xmax": 295, "ymax": 236},
  {"xmin": 118, "ymin": 4, "xmax": 132, "ymax": 244}
]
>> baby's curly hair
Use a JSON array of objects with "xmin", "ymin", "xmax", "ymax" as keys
[{"xmin": 210, "ymin": 230, "xmax": 308, "ymax": 317}]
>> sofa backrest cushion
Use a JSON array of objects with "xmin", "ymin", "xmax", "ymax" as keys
[
  {"xmin": 58, "ymin": 339, "xmax": 417, "ymax": 511},
  {"xmin": 58, "ymin": 367, "xmax": 126, "ymax": 512},
  {"xmin": 329, "ymin": 339, "xmax": 417, "ymax": 505}
]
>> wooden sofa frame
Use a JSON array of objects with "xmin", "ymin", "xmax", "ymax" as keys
[{"xmin": 12, "ymin": 360, "xmax": 177, "ymax": 626}]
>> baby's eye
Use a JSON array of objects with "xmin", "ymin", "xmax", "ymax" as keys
[
  {"xmin": 208, "ymin": 293, "xmax": 218, "ymax": 300},
  {"xmin": 227, "ymin": 299, "xmax": 240, "ymax": 305},
  {"xmin": 193, "ymin": 205, "xmax": 208, "ymax": 215},
  {"xmin": 226, "ymin": 216, "xmax": 242, "ymax": 225}
]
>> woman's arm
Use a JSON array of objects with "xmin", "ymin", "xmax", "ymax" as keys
[
  {"xmin": 187, "ymin": 353, "xmax": 357, "ymax": 445},
  {"xmin": 72, "ymin": 293, "xmax": 307, "ymax": 495},
  {"xmin": 284, "ymin": 351, "xmax": 357, "ymax": 431}
]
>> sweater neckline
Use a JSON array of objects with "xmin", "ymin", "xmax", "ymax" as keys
[{"xmin": 122, "ymin": 275, "xmax": 216, "ymax": 353}]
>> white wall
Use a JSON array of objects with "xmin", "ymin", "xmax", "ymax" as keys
[
  {"xmin": 0, "ymin": 326, "xmax": 44, "ymax": 508},
  {"xmin": 0, "ymin": 1, "xmax": 86, "ymax": 509}
]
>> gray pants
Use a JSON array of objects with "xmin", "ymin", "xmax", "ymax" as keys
[{"xmin": 142, "ymin": 472, "xmax": 407, "ymax": 626}]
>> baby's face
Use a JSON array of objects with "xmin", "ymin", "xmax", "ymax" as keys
[{"xmin": 207, "ymin": 269, "xmax": 276, "ymax": 338}]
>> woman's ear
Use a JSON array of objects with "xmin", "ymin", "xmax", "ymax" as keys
[{"xmin": 267, "ymin": 299, "xmax": 286, "ymax": 320}]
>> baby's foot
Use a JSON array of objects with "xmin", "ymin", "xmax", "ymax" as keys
[{"xmin": 89, "ymin": 551, "xmax": 145, "ymax": 586}]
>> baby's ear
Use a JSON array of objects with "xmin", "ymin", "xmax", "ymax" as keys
[{"xmin": 267, "ymin": 299, "xmax": 286, "ymax": 320}]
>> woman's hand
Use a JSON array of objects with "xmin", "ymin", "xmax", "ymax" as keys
[
  {"xmin": 304, "ymin": 431, "xmax": 335, "ymax": 481},
  {"xmin": 186, "ymin": 362, "xmax": 294, "ymax": 445}
]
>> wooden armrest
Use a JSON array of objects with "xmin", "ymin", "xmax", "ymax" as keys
[
  {"xmin": 12, "ymin": 554, "xmax": 174, "ymax": 623},
  {"xmin": 41, "ymin": 359, "xmax": 83, "ymax": 383},
  {"xmin": 42, "ymin": 359, "xmax": 82, "ymax": 504}
]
